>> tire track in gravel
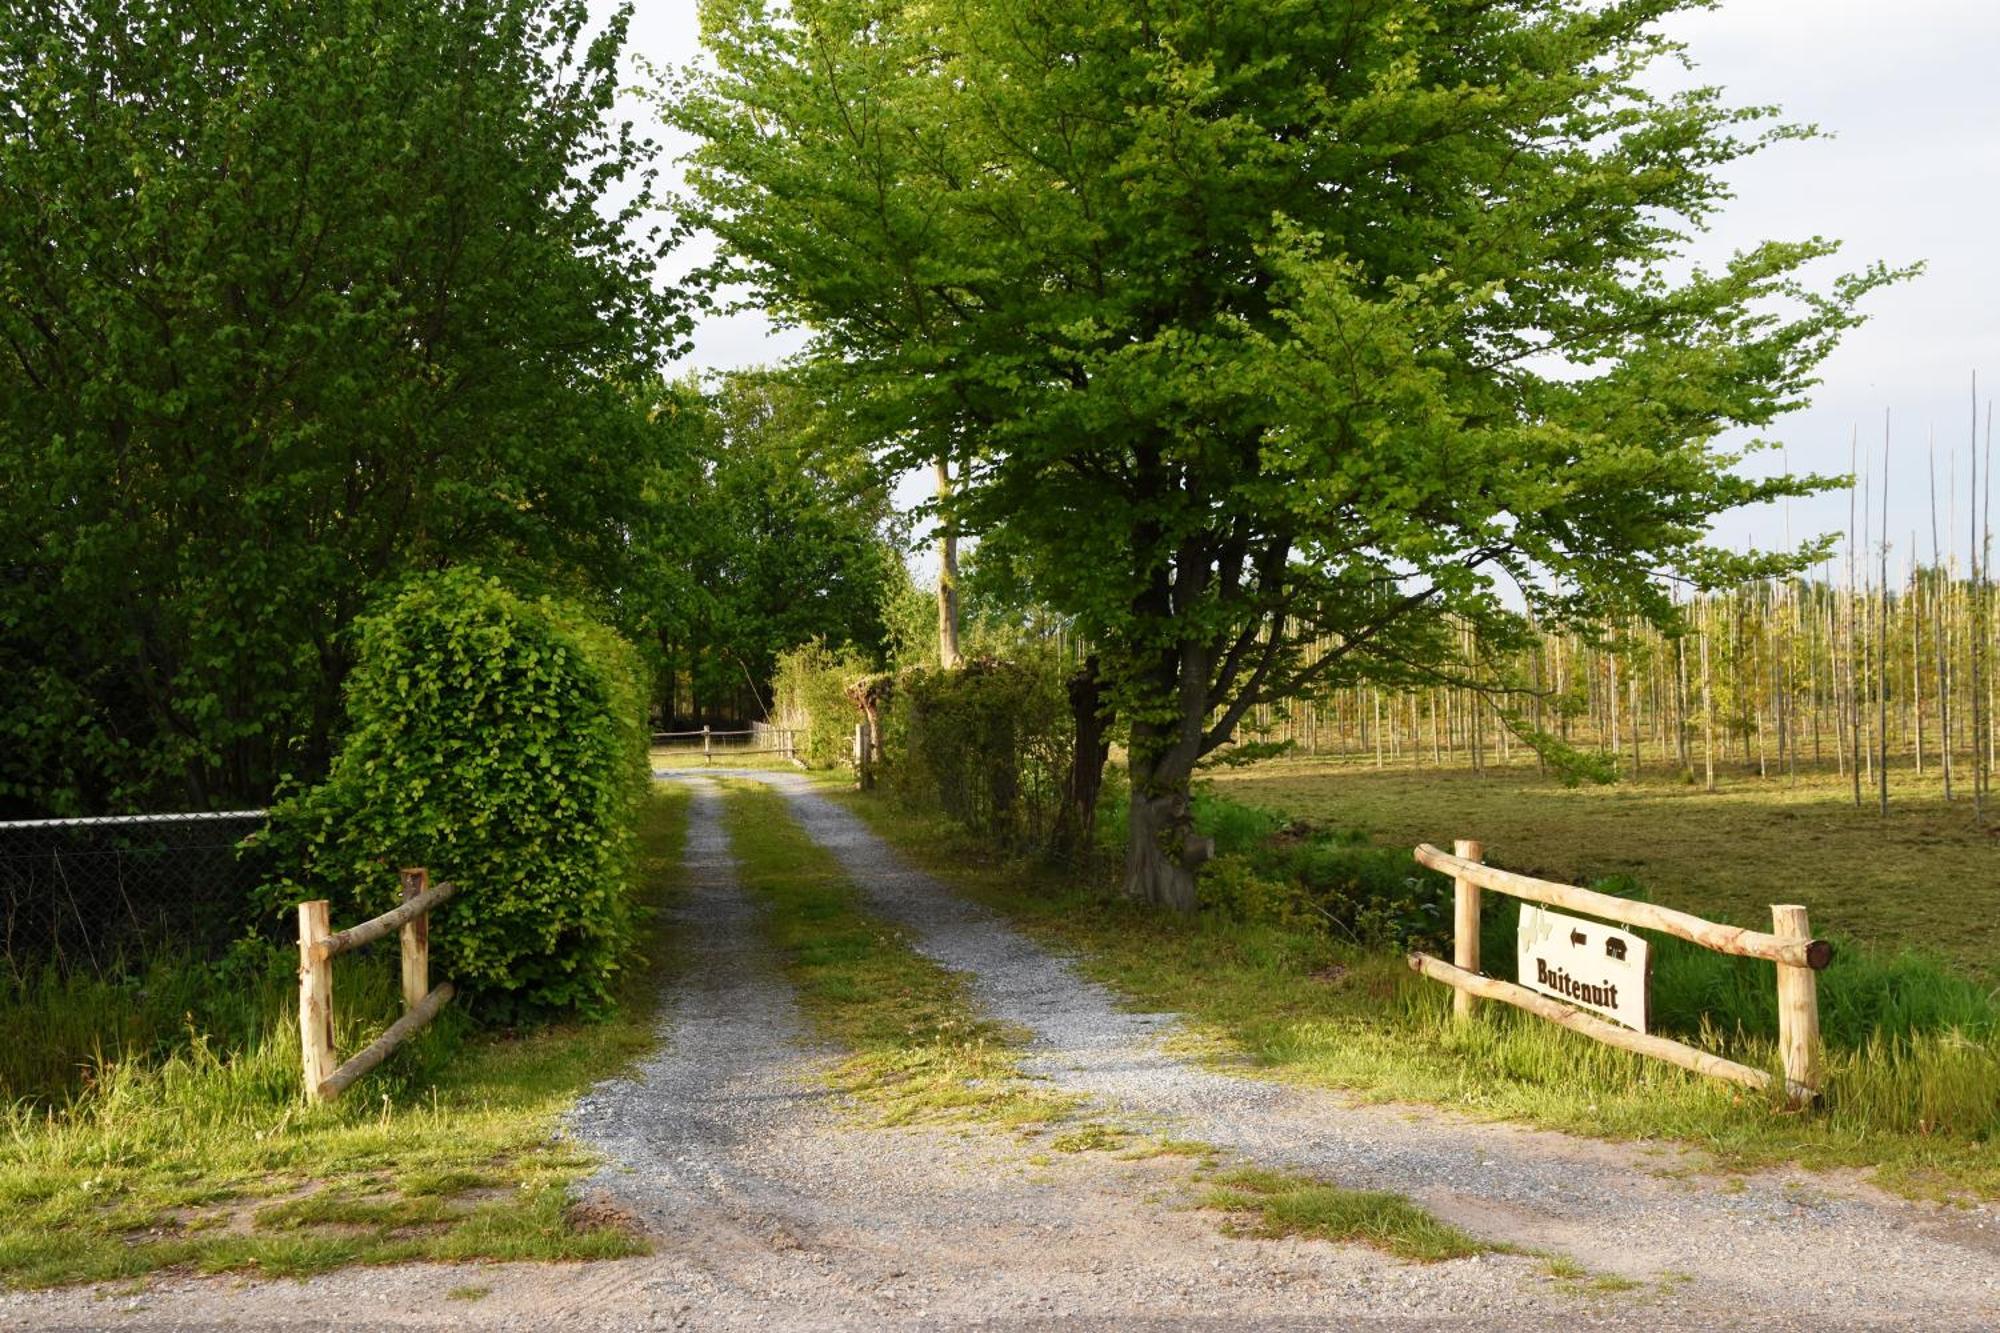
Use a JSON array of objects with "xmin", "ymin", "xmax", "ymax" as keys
[
  {"xmin": 565, "ymin": 778, "xmax": 835, "ymax": 1246},
  {"xmin": 725, "ymin": 768, "xmax": 2000, "ymax": 1330}
]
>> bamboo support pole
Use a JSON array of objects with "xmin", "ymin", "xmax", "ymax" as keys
[
  {"xmin": 316, "ymin": 983, "xmax": 456, "ymax": 1103},
  {"xmin": 1408, "ymin": 954, "xmax": 1774, "ymax": 1093},
  {"xmin": 1772, "ymin": 904, "xmax": 1822, "ymax": 1103},
  {"xmin": 297, "ymin": 900, "xmax": 336, "ymax": 1104},
  {"xmin": 314, "ymin": 881, "xmax": 457, "ymax": 960},
  {"xmin": 399, "ymin": 867, "xmax": 430, "ymax": 1011},
  {"xmin": 1415, "ymin": 844, "xmax": 1832, "ymax": 970},
  {"xmin": 1451, "ymin": 838, "xmax": 1482, "ymax": 1022}
]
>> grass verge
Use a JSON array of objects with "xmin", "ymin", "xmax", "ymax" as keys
[
  {"xmin": 0, "ymin": 784, "xmax": 690, "ymax": 1290},
  {"xmin": 1198, "ymin": 1166, "xmax": 1491, "ymax": 1262},
  {"xmin": 716, "ymin": 780, "xmax": 1068, "ymax": 1128},
  {"xmin": 829, "ymin": 785, "xmax": 2000, "ymax": 1202}
]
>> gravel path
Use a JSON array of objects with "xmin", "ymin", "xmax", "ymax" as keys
[
  {"xmin": 5, "ymin": 773, "xmax": 1994, "ymax": 1331},
  {"xmin": 735, "ymin": 769, "xmax": 2000, "ymax": 1329}
]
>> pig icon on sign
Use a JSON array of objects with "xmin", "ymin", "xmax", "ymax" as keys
[{"xmin": 1605, "ymin": 938, "xmax": 1628, "ymax": 961}]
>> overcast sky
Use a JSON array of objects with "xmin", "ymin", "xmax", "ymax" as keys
[{"xmin": 616, "ymin": 0, "xmax": 2000, "ymax": 567}]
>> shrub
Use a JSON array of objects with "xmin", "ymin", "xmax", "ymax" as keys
[
  {"xmin": 882, "ymin": 653, "xmax": 1071, "ymax": 850},
  {"xmin": 265, "ymin": 570, "xmax": 649, "ymax": 1019},
  {"xmin": 772, "ymin": 640, "xmax": 871, "ymax": 768}
]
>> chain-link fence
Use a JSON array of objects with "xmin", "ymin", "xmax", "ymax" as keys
[{"xmin": 0, "ymin": 811, "xmax": 273, "ymax": 976}]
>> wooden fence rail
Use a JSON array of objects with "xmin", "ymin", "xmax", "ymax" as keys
[
  {"xmin": 297, "ymin": 867, "xmax": 457, "ymax": 1104},
  {"xmin": 649, "ymin": 725, "xmax": 801, "ymax": 764},
  {"xmin": 1408, "ymin": 841, "xmax": 1832, "ymax": 1104}
]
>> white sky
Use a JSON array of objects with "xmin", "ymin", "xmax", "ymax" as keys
[{"xmin": 614, "ymin": 0, "xmax": 2000, "ymax": 565}]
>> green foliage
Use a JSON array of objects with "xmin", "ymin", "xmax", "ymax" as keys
[
  {"xmin": 0, "ymin": 937, "xmax": 291, "ymax": 1105},
  {"xmin": 625, "ymin": 371, "xmax": 905, "ymax": 725},
  {"xmin": 265, "ymin": 571, "xmax": 649, "ymax": 1019},
  {"xmin": 0, "ymin": 0, "xmax": 677, "ymax": 815},
  {"xmin": 882, "ymin": 655, "xmax": 1074, "ymax": 850},
  {"xmin": 675, "ymin": 0, "xmax": 1904, "ymax": 903},
  {"xmin": 772, "ymin": 641, "xmax": 873, "ymax": 768},
  {"xmin": 1190, "ymin": 796, "xmax": 1455, "ymax": 951}
]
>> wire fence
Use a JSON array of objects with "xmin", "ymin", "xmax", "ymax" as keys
[{"xmin": 0, "ymin": 811, "xmax": 273, "ymax": 976}]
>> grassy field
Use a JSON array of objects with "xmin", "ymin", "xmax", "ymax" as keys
[
  {"xmin": 1212, "ymin": 758, "xmax": 2000, "ymax": 983},
  {"xmin": 0, "ymin": 786, "xmax": 690, "ymax": 1289},
  {"xmin": 830, "ymin": 781, "xmax": 2000, "ymax": 1202}
]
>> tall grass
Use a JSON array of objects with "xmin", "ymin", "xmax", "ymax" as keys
[{"xmin": 0, "ymin": 940, "xmax": 435, "ymax": 1109}]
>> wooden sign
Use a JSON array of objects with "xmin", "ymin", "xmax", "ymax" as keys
[{"xmin": 1516, "ymin": 904, "xmax": 1649, "ymax": 1032}]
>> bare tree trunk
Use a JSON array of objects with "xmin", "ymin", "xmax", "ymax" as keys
[
  {"xmin": 1055, "ymin": 656, "xmax": 1112, "ymax": 858},
  {"xmin": 1125, "ymin": 739, "xmax": 1208, "ymax": 911},
  {"xmin": 1850, "ymin": 429, "xmax": 1864, "ymax": 807},
  {"xmin": 1932, "ymin": 439, "xmax": 1954, "ymax": 798},
  {"xmin": 1879, "ymin": 417, "xmax": 1890, "ymax": 816},
  {"xmin": 936, "ymin": 458, "xmax": 961, "ymax": 669},
  {"xmin": 1701, "ymin": 613, "xmax": 1716, "ymax": 792}
]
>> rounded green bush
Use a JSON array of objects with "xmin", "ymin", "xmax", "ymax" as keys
[{"xmin": 265, "ymin": 569, "xmax": 649, "ymax": 1019}]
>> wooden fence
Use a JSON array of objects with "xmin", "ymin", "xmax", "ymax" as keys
[
  {"xmin": 297, "ymin": 868, "xmax": 457, "ymax": 1104},
  {"xmin": 1408, "ymin": 840, "xmax": 1833, "ymax": 1104},
  {"xmin": 650, "ymin": 724, "xmax": 801, "ymax": 765}
]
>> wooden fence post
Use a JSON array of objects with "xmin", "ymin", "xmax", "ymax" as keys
[
  {"xmin": 399, "ymin": 867, "xmax": 430, "ymax": 1011},
  {"xmin": 1772, "ymin": 903, "xmax": 1822, "ymax": 1102},
  {"xmin": 1452, "ymin": 839, "xmax": 1484, "ymax": 1021},
  {"xmin": 298, "ymin": 899, "xmax": 335, "ymax": 1103},
  {"xmin": 702, "ymin": 724, "xmax": 712, "ymax": 764}
]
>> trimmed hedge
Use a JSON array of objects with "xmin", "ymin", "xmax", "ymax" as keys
[
  {"xmin": 882, "ymin": 654, "xmax": 1071, "ymax": 850},
  {"xmin": 266, "ymin": 569, "xmax": 650, "ymax": 1019}
]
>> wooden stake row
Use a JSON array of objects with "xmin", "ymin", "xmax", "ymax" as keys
[
  {"xmin": 1415, "ymin": 841, "xmax": 1825, "ymax": 1105},
  {"xmin": 297, "ymin": 867, "xmax": 457, "ymax": 1104}
]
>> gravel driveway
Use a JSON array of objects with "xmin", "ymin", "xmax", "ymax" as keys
[{"xmin": 5, "ymin": 773, "xmax": 1994, "ymax": 1331}]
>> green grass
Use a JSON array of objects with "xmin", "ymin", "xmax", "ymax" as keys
[
  {"xmin": 0, "ymin": 941, "xmax": 303, "ymax": 1107},
  {"xmin": 832, "ymin": 786, "xmax": 2000, "ymax": 1201},
  {"xmin": 0, "ymin": 784, "xmax": 692, "ymax": 1289},
  {"xmin": 1197, "ymin": 1166, "xmax": 1491, "ymax": 1263},
  {"xmin": 1212, "ymin": 757, "xmax": 2000, "ymax": 983},
  {"xmin": 717, "ymin": 781, "xmax": 1069, "ymax": 1128}
]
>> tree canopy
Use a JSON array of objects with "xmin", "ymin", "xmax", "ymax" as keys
[
  {"xmin": 0, "ymin": 0, "xmax": 679, "ymax": 814},
  {"xmin": 622, "ymin": 371, "xmax": 910, "ymax": 725},
  {"xmin": 673, "ymin": 0, "xmax": 1900, "ymax": 906}
]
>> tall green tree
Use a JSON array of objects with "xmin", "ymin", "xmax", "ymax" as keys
[
  {"xmin": 624, "ymin": 371, "xmax": 905, "ymax": 724},
  {"xmin": 0, "ymin": 0, "xmax": 680, "ymax": 815},
  {"xmin": 675, "ymin": 0, "xmax": 1899, "ymax": 907}
]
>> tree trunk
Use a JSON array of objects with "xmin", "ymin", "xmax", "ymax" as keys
[
  {"xmin": 936, "ymin": 458, "xmax": 961, "ymax": 669},
  {"xmin": 1055, "ymin": 656, "xmax": 1112, "ymax": 858},
  {"xmin": 1123, "ymin": 749, "xmax": 1211, "ymax": 912}
]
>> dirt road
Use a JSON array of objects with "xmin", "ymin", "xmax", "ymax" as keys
[{"xmin": 6, "ymin": 773, "xmax": 1994, "ymax": 1331}]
